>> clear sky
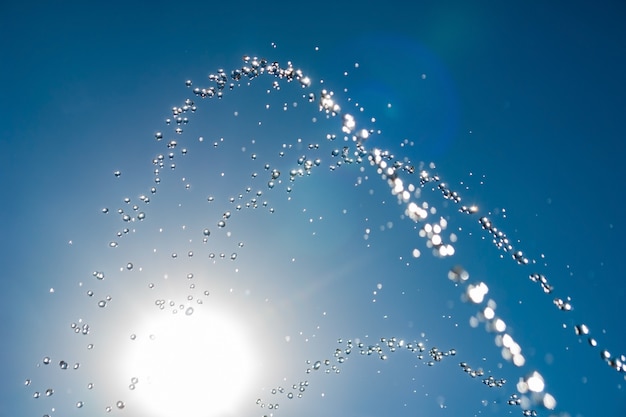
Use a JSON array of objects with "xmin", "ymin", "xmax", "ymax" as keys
[{"xmin": 2, "ymin": 1, "xmax": 625, "ymax": 417}]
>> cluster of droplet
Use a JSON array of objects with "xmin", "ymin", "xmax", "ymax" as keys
[
  {"xmin": 478, "ymin": 216, "xmax": 528, "ymax": 264},
  {"xmin": 70, "ymin": 320, "xmax": 91, "ymax": 335},
  {"xmin": 152, "ymin": 285, "xmax": 211, "ymax": 316},
  {"xmin": 257, "ymin": 336, "xmax": 467, "ymax": 413},
  {"xmin": 367, "ymin": 150, "xmax": 465, "ymax": 258},
  {"xmin": 526, "ymin": 270, "xmax": 623, "ymax": 373},
  {"xmin": 329, "ymin": 143, "xmax": 366, "ymax": 171},
  {"xmin": 446, "ymin": 264, "xmax": 567, "ymax": 416},
  {"xmin": 458, "ymin": 361, "xmax": 506, "ymax": 388},
  {"xmin": 101, "ymin": 194, "xmax": 150, "ymax": 247},
  {"xmin": 449, "ymin": 266, "xmax": 527, "ymax": 368},
  {"xmin": 475, "ymin": 217, "xmax": 625, "ymax": 374},
  {"xmin": 27, "ymin": 356, "xmax": 90, "ymax": 408},
  {"xmin": 527, "ymin": 273, "xmax": 554, "ymax": 294}
]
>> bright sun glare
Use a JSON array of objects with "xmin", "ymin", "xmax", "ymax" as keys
[{"xmin": 123, "ymin": 305, "xmax": 256, "ymax": 417}]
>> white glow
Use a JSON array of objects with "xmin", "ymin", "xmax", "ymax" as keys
[
  {"xmin": 494, "ymin": 318, "xmax": 506, "ymax": 332},
  {"xmin": 467, "ymin": 282, "xmax": 489, "ymax": 304},
  {"xmin": 123, "ymin": 307, "xmax": 257, "ymax": 417},
  {"xmin": 393, "ymin": 178, "xmax": 404, "ymax": 194},
  {"xmin": 543, "ymin": 392, "xmax": 557, "ymax": 409},
  {"xmin": 526, "ymin": 371, "xmax": 545, "ymax": 393}
]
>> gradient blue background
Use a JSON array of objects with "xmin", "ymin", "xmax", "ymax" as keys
[{"xmin": 2, "ymin": 1, "xmax": 625, "ymax": 416}]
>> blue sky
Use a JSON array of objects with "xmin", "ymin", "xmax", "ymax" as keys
[{"xmin": 2, "ymin": 1, "xmax": 625, "ymax": 416}]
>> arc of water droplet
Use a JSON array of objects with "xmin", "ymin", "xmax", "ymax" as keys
[{"xmin": 30, "ymin": 54, "xmax": 624, "ymax": 416}]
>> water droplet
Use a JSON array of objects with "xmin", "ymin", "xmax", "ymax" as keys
[
  {"xmin": 116, "ymin": 400, "xmax": 125, "ymax": 409},
  {"xmin": 185, "ymin": 307, "xmax": 194, "ymax": 316},
  {"xmin": 42, "ymin": 356, "xmax": 50, "ymax": 365},
  {"xmin": 45, "ymin": 388, "xmax": 53, "ymax": 396},
  {"xmin": 76, "ymin": 401, "xmax": 84, "ymax": 408},
  {"xmin": 98, "ymin": 300, "xmax": 107, "ymax": 308},
  {"xmin": 59, "ymin": 360, "xmax": 68, "ymax": 370},
  {"xmin": 574, "ymin": 324, "xmax": 590, "ymax": 335}
]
